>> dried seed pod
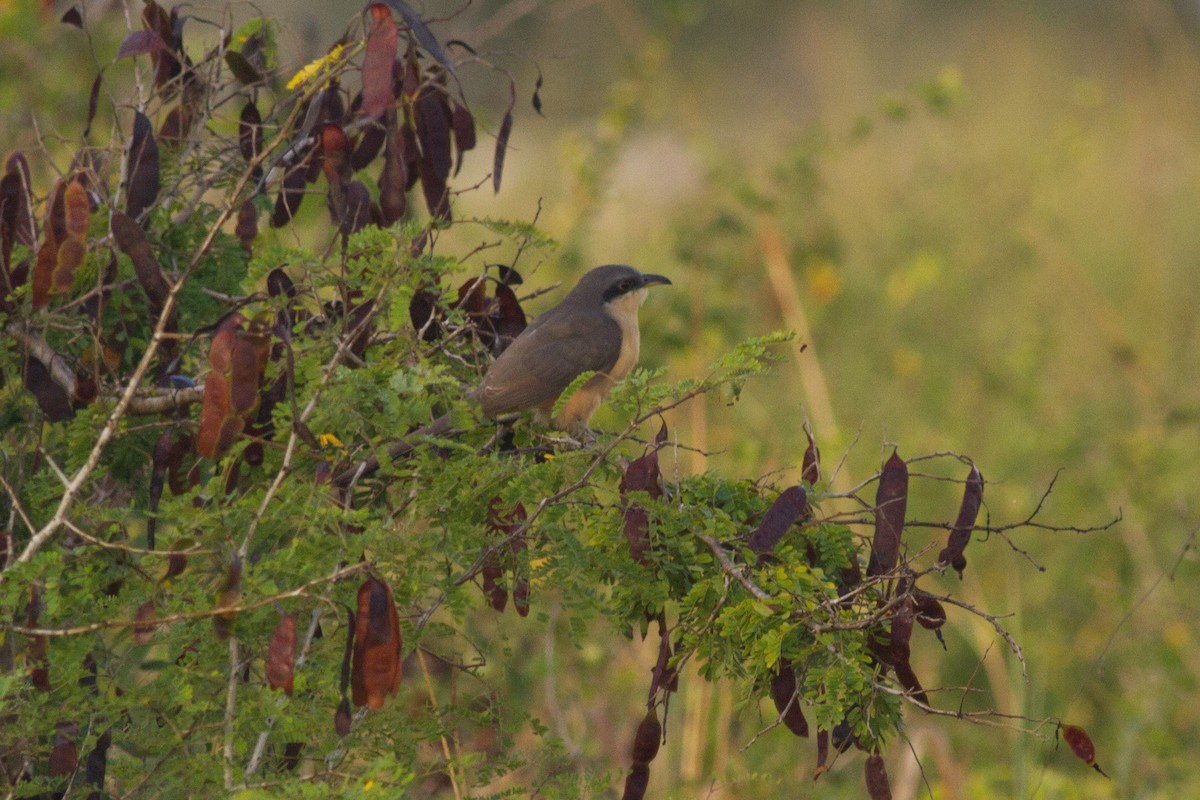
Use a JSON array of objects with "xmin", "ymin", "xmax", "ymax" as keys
[
  {"xmin": 814, "ymin": 729, "xmax": 829, "ymax": 779},
  {"xmin": 621, "ymin": 762, "xmax": 650, "ymax": 800},
  {"xmin": 271, "ymin": 156, "xmax": 309, "ymax": 228},
  {"xmin": 238, "ymin": 101, "xmax": 263, "ymax": 165},
  {"xmin": 266, "ymin": 613, "xmax": 297, "ymax": 695},
  {"xmin": 235, "ymin": 198, "xmax": 257, "ymax": 253},
  {"xmin": 482, "ymin": 497, "xmax": 509, "ymax": 612},
  {"xmin": 912, "ymin": 591, "xmax": 946, "ymax": 630},
  {"xmin": 801, "ymin": 427, "xmax": 820, "ymax": 484},
  {"xmin": 413, "ymin": 85, "xmax": 452, "ymax": 220},
  {"xmin": 111, "ymin": 211, "xmax": 171, "ymax": 314},
  {"xmin": 866, "ymin": 450, "xmax": 908, "ymax": 577},
  {"xmin": 334, "ymin": 697, "xmax": 352, "ymax": 737},
  {"xmin": 747, "ymin": 485, "xmax": 807, "ymax": 555},
  {"xmin": 831, "ymin": 719, "xmax": 856, "ymax": 753},
  {"xmin": 450, "ymin": 103, "xmax": 475, "ymax": 175},
  {"xmin": 493, "ymin": 83, "xmax": 514, "ymax": 193},
  {"xmin": 937, "ymin": 464, "xmax": 983, "ymax": 577},
  {"xmin": 126, "ymin": 111, "xmax": 160, "ymax": 220},
  {"xmin": 888, "ymin": 597, "xmax": 928, "ymax": 705},
  {"xmin": 361, "ymin": 4, "xmax": 398, "ymax": 119},
  {"xmin": 630, "ymin": 708, "xmax": 662, "ymax": 765},
  {"xmin": 864, "ymin": 753, "xmax": 893, "ymax": 800},
  {"xmin": 768, "ymin": 659, "xmax": 809, "ymax": 737},
  {"xmin": 651, "ymin": 618, "xmax": 678, "ymax": 696},
  {"xmin": 48, "ymin": 722, "xmax": 78, "ymax": 777},
  {"xmin": 351, "ymin": 577, "xmax": 402, "ymax": 709},
  {"xmin": 512, "ymin": 582, "xmax": 530, "ymax": 616},
  {"xmin": 619, "ymin": 433, "xmax": 665, "ymax": 565},
  {"xmin": 133, "ymin": 600, "xmax": 156, "ymax": 645},
  {"xmin": 1062, "ymin": 724, "xmax": 1109, "ymax": 777}
]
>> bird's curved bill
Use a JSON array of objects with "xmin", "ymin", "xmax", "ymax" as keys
[{"xmin": 641, "ymin": 274, "xmax": 672, "ymax": 287}]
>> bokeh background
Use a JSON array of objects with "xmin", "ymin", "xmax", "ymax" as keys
[{"xmin": 5, "ymin": 0, "xmax": 1200, "ymax": 796}]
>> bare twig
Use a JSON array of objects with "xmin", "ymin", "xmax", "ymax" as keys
[
  {"xmin": 416, "ymin": 649, "xmax": 465, "ymax": 800},
  {"xmin": 242, "ymin": 563, "xmax": 349, "ymax": 781},
  {"xmin": 697, "ymin": 533, "xmax": 770, "ymax": 601},
  {"xmin": 878, "ymin": 683, "xmax": 1058, "ymax": 735},
  {"xmin": 223, "ymin": 638, "xmax": 242, "ymax": 790},
  {"xmin": 7, "ymin": 562, "xmax": 369, "ymax": 637}
]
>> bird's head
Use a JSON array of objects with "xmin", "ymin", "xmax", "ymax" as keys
[{"xmin": 564, "ymin": 264, "xmax": 672, "ymax": 307}]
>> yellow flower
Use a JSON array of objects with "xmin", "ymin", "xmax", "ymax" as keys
[
  {"xmin": 286, "ymin": 44, "xmax": 346, "ymax": 91},
  {"xmin": 318, "ymin": 433, "xmax": 345, "ymax": 449}
]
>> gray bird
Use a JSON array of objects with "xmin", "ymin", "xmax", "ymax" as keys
[
  {"xmin": 334, "ymin": 264, "xmax": 671, "ymax": 485},
  {"xmin": 476, "ymin": 264, "xmax": 672, "ymax": 432}
]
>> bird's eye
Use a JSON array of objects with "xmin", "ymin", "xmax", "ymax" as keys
[{"xmin": 617, "ymin": 280, "xmax": 632, "ymax": 292}]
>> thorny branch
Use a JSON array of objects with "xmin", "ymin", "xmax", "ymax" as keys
[
  {"xmin": 4, "ymin": 102, "xmax": 294, "ymax": 574},
  {"xmin": 5, "ymin": 561, "xmax": 370, "ymax": 638},
  {"xmin": 819, "ymin": 464, "xmax": 1120, "ymax": 555}
]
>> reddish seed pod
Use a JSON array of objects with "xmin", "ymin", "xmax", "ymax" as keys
[
  {"xmin": 351, "ymin": 577, "xmax": 402, "ymax": 709},
  {"xmin": 888, "ymin": 597, "xmax": 928, "ymax": 704},
  {"xmin": 912, "ymin": 591, "xmax": 947, "ymax": 630},
  {"xmin": 938, "ymin": 464, "xmax": 983, "ymax": 577},
  {"xmin": 747, "ymin": 485, "xmax": 808, "ymax": 555},
  {"xmin": 126, "ymin": 111, "xmax": 160, "ymax": 221},
  {"xmin": 48, "ymin": 722, "xmax": 78, "ymax": 777},
  {"xmin": 513, "ymin": 580, "xmax": 530, "ymax": 617},
  {"xmin": 450, "ymin": 103, "xmax": 475, "ymax": 175},
  {"xmin": 864, "ymin": 753, "xmax": 893, "ymax": 800},
  {"xmin": 620, "ymin": 446, "xmax": 663, "ymax": 565},
  {"xmin": 235, "ymin": 198, "xmax": 257, "ymax": 253},
  {"xmin": 814, "ymin": 729, "xmax": 830, "ymax": 779},
  {"xmin": 621, "ymin": 762, "xmax": 650, "ymax": 800},
  {"xmin": 133, "ymin": 600, "xmax": 156, "ymax": 645},
  {"xmin": 238, "ymin": 101, "xmax": 262, "ymax": 163},
  {"xmin": 111, "ymin": 211, "xmax": 171, "ymax": 313},
  {"xmin": 493, "ymin": 105, "xmax": 513, "ymax": 194},
  {"xmin": 482, "ymin": 565, "xmax": 507, "ymax": 612},
  {"xmin": 623, "ymin": 506, "xmax": 651, "ymax": 565},
  {"xmin": 334, "ymin": 697, "xmax": 352, "ymax": 737},
  {"xmin": 652, "ymin": 622, "xmax": 678, "ymax": 695},
  {"xmin": 361, "ymin": 4, "xmax": 398, "ymax": 119},
  {"xmin": 378, "ymin": 111, "xmax": 408, "ymax": 225},
  {"xmin": 266, "ymin": 614, "xmax": 297, "ymax": 696},
  {"xmin": 769, "ymin": 660, "xmax": 809, "ymax": 737},
  {"xmin": 801, "ymin": 428, "xmax": 820, "ymax": 485},
  {"xmin": 1062, "ymin": 724, "xmax": 1094, "ymax": 762},
  {"xmin": 630, "ymin": 708, "xmax": 662, "ymax": 764},
  {"xmin": 867, "ymin": 450, "xmax": 908, "ymax": 577},
  {"xmin": 1062, "ymin": 724, "xmax": 1109, "ymax": 777},
  {"xmin": 482, "ymin": 496, "xmax": 509, "ymax": 611}
]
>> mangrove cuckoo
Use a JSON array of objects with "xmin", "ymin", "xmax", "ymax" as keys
[{"xmin": 334, "ymin": 264, "xmax": 671, "ymax": 486}]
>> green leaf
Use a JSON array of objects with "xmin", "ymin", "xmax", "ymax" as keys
[{"xmin": 551, "ymin": 370, "xmax": 596, "ymax": 419}]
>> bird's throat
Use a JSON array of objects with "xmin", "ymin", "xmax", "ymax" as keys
[{"xmin": 604, "ymin": 289, "xmax": 645, "ymax": 383}]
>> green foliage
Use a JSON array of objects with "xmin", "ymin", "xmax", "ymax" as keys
[{"xmin": 0, "ymin": 3, "xmax": 1117, "ymax": 799}]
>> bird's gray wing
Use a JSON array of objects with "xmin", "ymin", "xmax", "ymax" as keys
[{"xmin": 476, "ymin": 308, "xmax": 622, "ymax": 416}]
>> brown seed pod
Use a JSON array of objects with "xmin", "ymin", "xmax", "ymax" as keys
[
  {"xmin": 768, "ymin": 660, "xmax": 809, "ymax": 737},
  {"xmin": 938, "ymin": 464, "xmax": 983, "ymax": 577},
  {"xmin": 621, "ymin": 762, "xmax": 650, "ymax": 800},
  {"xmin": 864, "ymin": 753, "xmax": 893, "ymax": 800},
  {"xmin": 867, "ymin": 450, "xmax": 908, "ymax": 577},
  {"xmin": 630, "ymin": 708, "xmax": 662, "ymax": 765}
]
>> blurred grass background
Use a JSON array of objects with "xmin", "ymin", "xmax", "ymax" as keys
[{"xmin": 5, "ymin": 0, "xmax": 1200, "ymax": 796}]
